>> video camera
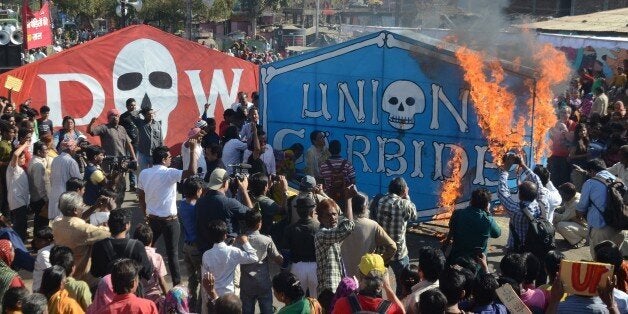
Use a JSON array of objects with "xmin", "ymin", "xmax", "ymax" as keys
[
  {"xmin": 103, "ymin": 156, "xmax": 138, "ymax": 173},
  {"xmin": 228, "ymin": 163, "xmax": 251, "ymax": 182}
]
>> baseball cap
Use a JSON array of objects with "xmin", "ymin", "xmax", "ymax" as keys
[
  {"xmin": 299, "ymin": 175, "xmax": 316, "ymax": 191},
  {"xmin": 358, "ymin": 254, "xmax": 386, "ymax": 276},
  {"xmin": 195, "ymin": 119, "xmax": 208, "ymax": 129},
  {"xmin": 207, "ymin": 168, "xmax": 229, "ymax": 190},
  {"xmin": 296, "ymin": 197, "xmax": 316, "ymax": 209}
]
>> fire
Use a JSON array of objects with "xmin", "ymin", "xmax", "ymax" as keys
[
  {"xmin": 454, "ymin": 47, "xmax": 526, "ymax": 162},
  {"xmin": 434, "ymin": 146, "xmax": 465, "ymax": 220},
  {"xmin": 528, "ymin": 44, "xmax": 571, "ymax": 162}
]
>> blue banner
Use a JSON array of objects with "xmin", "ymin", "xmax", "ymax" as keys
[{"xmin": 260, "ymin": 31, "xmax": 534, "ymax": 220}]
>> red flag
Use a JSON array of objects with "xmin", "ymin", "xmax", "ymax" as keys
[{"xmin": 22, "ymin": 0, "xmax": 53, "ymax": 50}]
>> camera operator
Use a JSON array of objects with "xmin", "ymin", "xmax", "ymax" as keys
[
  {"xmin": 137, "ymin": 139, "xmax": 199, "ymax": 287},
  {"xmin": 82, "ymin": 145, "xmax": 111, "ymax": 206},
  {"xmin": 88, "ymin": 109, "xmax": 136, "ymax": 207},
  {"xmin": 195, "ymin": 168, "xmax": 253, "ymax": 254},
  {"xmin": 249, "ymin": 173, "xmax": 288, "ymax": 235}
]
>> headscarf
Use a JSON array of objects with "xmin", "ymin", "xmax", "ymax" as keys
[
  {"xmin": 161, "ymin": 285, "xmax": 189, "ymax": 314},
  {"xmin": 0, "ymin": 239, "xmax": 17, "ymax": 305}
]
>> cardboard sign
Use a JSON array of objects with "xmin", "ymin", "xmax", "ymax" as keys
[
  {"xmin": 4, "ymin": 75, "xmax": 23, "ymax": 92},
  {"xmin": 495, "ymin": 284, "xmax": 532, "ymax": 314},
  {"xmin": 559, "ymin": 260, "xmax": 614, "ymax": 296}
]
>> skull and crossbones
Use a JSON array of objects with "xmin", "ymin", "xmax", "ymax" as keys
[{"xmin": 382, "ymin": 80, "xmax": 425, "ymax": 130}]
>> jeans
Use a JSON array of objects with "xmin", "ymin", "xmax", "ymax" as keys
[
  {"xmin": 10, "ymin": 205, "xmax": 29, "ymax": 241},
  {"xmin": 148, "ymin": 217, "xmax": 182, "ymax": 285},
  {"xmin": 389, "ymin": 255, "xmax": 409, "ymax": 296},
  {"xmin": 128, "ymin": 171, "xmax": 136, "ymax": 188},
  {"xmin": 182, "ymin": 243, "xmax": 201, "ymax": 311},
  {"xmin": 241, "ymin": 289, "xmax": 274, "ymax": 314},
  {"xmin": 30, "ymin": 199, "xmax": 49, "ymax": 235}
]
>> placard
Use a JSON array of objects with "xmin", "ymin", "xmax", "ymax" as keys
[
  {"xmin": 4, "ymin": 75, "xmax": 23, "ymax": 92},
  {"xmin": 559, "ymin": 260, "xmax": 614, "ymax": 296},
  {"xmin": 495, "ymin": 283, "xmax": 532, "ymax": 314}
]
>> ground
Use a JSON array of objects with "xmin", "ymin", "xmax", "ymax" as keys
[{"xmin": 18, "ymin": 190, "xmax": 591, "ymax": 310}]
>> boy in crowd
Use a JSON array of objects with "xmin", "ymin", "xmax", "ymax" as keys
[
  {"xmin": 178, "ymin": 177, "xmax": 204, "ymax": 309},
  {"xmin": 239, "ymin": 210, "xmax": 283, "ymax": 314},
  {"xmin": 133, "ymin": 223, "xmax": 168, "ymax": 306}
]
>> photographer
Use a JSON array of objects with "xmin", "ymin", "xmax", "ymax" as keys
[
  {"xmin": 88, "ymin": 109, "xmax": 136, "ymax": 207},
  {"xmin": 249, "ymin": 173, "xmax": 288, "ymax": 235},
  {"xmin": 195, "ymin": 168, "xmax": 253, "ymax": 254}
]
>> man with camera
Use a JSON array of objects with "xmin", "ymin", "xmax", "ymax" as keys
[
  {"xmin": 88, "ymin": 109, "xmax": 136, "ymax": 207},
  {"xmin": 195, "ymin": 168, "xmax": 253, "ymax": 254},
  {"xmin": 137, "ymin": 140, "xmax": 199, "ymax": 287}
]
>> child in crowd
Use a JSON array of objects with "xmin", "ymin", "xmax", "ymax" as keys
[
  {"xmin": 177, "ymin": 177, "xmax": 204, "ymax": 309},
  {"xmin": 133, "ymin": 223, "xmax": 168, "ymax": 308},
  {"xmin": 32, "ymin": 227, "xmax": 54, "ymax": 292},
  {"xmin": 65, "ymin": 177, "xmax": 86, "ymax": 195}
]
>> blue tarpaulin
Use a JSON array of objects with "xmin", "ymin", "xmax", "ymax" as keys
[{"xmin": 260, "ymin": 31, "xmax": 536, "ymax": 221}]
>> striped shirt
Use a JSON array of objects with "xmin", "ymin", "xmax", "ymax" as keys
[{"xmin": 375, "ymin": 193, "xmax": 417, "ymax": 260}]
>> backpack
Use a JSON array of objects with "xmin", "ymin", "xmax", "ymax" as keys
[
  {"xmin": 592, "ymin": 176, "xmax": 628, "ymax": 230},
  {"xmin": 324, "ymin": 159, "xmax": 348, "ymax": 204},
  {"xmin": 347, "ymin": 293, "xmax": 391, "ymax": 314},
  {"xmin": 511, "ymin": 203, "xmax": 556, "ymax": 256}
]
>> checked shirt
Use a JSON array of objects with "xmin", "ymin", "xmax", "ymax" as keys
[
  {"xmin": 314, "ymin": 219, "xmax": 355, "ymax": 293},
  {"xmin": 375, "ymin": 193, "xmax": 417, "ymax": 261}
]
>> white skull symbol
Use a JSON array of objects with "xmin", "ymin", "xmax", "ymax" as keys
[
  {"xmin": 382, "ymin": 80, "xmax": 425, "ymax": 130},
  {"xmin": 113, "ymin": 39, "xmax": 178, "ymax": 137}
]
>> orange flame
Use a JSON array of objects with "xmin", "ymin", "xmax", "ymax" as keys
[
  {"xmin": 454, "ymin": 47, "xmax": 526, "ymax": 162},
  {"xmin": 528, "ymin": 44, "xmax": 571, "ymax": 162},
  {"xmin": 434, "ymin": 146, "xmax": 465, "ymax": 220}
]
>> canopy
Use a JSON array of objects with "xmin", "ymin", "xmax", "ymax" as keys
[{"xmin": 0, "ymin": 24, "xmax": 259, "ymax": 149}]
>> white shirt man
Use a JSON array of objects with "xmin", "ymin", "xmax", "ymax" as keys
[{"xmin": 48, "ymin": 151, "xmax": 81, "ymax": 219}]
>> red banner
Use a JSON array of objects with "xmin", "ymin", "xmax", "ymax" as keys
[
  {"xmin": 22, "ymin": 0, "xmax": 53, "ymax": 50},
  {"xmin": 0, "ymin": 25, "xmax": 259, "ymax": 151}
]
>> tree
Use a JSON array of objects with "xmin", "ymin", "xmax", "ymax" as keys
[
  {"xmin": 201, "ymin": 0, "xmax": 235, "ymax": 22},
  {"xmin": 239, "ymin": 0, "xmax": 287, "ymax": 36},
  {"xmin": 55, "ymin": 0, "xmax": 117, "ymax": 20}
]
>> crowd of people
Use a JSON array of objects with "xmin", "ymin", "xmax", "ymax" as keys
[{"xmin": 0, "ymin": 59, "xmax": 623, "ymax": 314}]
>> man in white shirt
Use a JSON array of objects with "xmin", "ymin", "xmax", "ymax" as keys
[
  {"xmin": 243, "ymin": 130, "xmax": 276, "ymax": 175},
  {"xmin": 28, "ymin": 141, "xmax": 49, "ymax": 234},
  {"xmin": 533, "ymin": 165, "xmax": 562, "ymax": 222},
  {"xmin": 7, "ymin": 140, "xmax": 31, "ymax": 240},
  {"xmin": 607, "ymin": 145, "xmax": 628, "ymax": 185},
  {"xmin": 230, "ymin": 91, "xmax": 254, "ymax": 113},
  {"xmin": 138, "ymin": 140, "xmax": 199, "ymax": 286},
  {"xmin": 48, "ymin": 139, "xmax": 81, "ymax": 220},
  {"xmin": 201, "ymin": 220, "xmax": 258, "ymax": 313}
]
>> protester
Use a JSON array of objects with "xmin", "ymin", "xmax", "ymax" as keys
[
  {"xmin": 99, "ymin": 258, "xmax": 159, "ymax": 314},
  {"xmin": 40, "ymin": 265, "xmax": 85, "ymax": 314},
  {"xmin": 177, "ymin": 177, "xmax": 204, "ymax": 308},
  {"xmin": 22, "ymin": 293, "xmax": 48, "ymax": 314},
  {"xmin": 48, "ymin": 139, "xmax": 81, "ymax": 220},
  {"xmin": 28, "ymin": 141, "xmax": 49, "ymax": 234},
  {"xmin": 282, "ymin": 197, "xmax": 320, "ymax": 298},
  {"xmin": 133, "ymin": 223, "xmax": 168, "ymax": 307},
  {"xmin": 318, "ymin": 140, "xmax": 356, "ymax": 205},
  {"xmin": 314, "ymin": 192, "xmax": 355, "ymax": 311},
  {"xmin": 0, "ymin": 239, "xmax": 25, "ymax": 304},
  {"xmin": 446, "ymin": 188, "xmax": 501, "ymax": 264},
  {"xmin": 6, "ymin": 140, "xmax": 31, "ymax": 240},
  {"xmin": 341, "ymin": 192, "xmax": 396, "ymax": 278},
  {"xmin": 53, "ymin": 116, "xmax": 84, "ymax": 152},
  {"xmin": 402, "ymin": 247, "xmax": 445, "ymax": 314},
  {"xmin": 138, "ymin": 142, "xmax": 198, "ymax": 287},
  {"xmin": 32, "ymin": 227, "xmax": 54, "ymax": 293},
  {"xmin": 49, "ymin": 245, "xmax": 92, "ymax": 311},
  {"xmin": 553, "ymin": 183, "xmax": 588, "ymax": 248},
  {"xmin": 239, "ymin": 210, "xmax": 283, "ymax": 314},
  {"xmin": 135, "ymin": 106, "xmax": 163, "ymax": 172},
  {"xmin": 272, "ymin": 271, "xmax": 322, "ymax": 314},
  {"xmin": 375, "ymin": 177, "xmax": 417, "ymax": 295},
  {"xmin": 51, "ymin": 192, "xmax": 110, "ymax": 286},
  {"xmin": 3, "ymin": 286, "xmax": 29, "ymax": 313},
  {"xmin": 304, "ymin": 130, "xmax": 329, "ymax": 179}
]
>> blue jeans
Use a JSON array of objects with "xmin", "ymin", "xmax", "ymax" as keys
[
  {"xmin": 389, "ymin": 255, "xmax": 409, "ymax": 296},
  {"xmin": 137, "ymin": 152, "xmax": 152, "ymax": 173},
  {"xmin": 241, "ymin": 289, "xmax": 273, "ymax": 314}
]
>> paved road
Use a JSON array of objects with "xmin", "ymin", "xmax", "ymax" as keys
[{"xmin": 19, "ymin": 191, "xmax": 591, "ymax": 311}]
